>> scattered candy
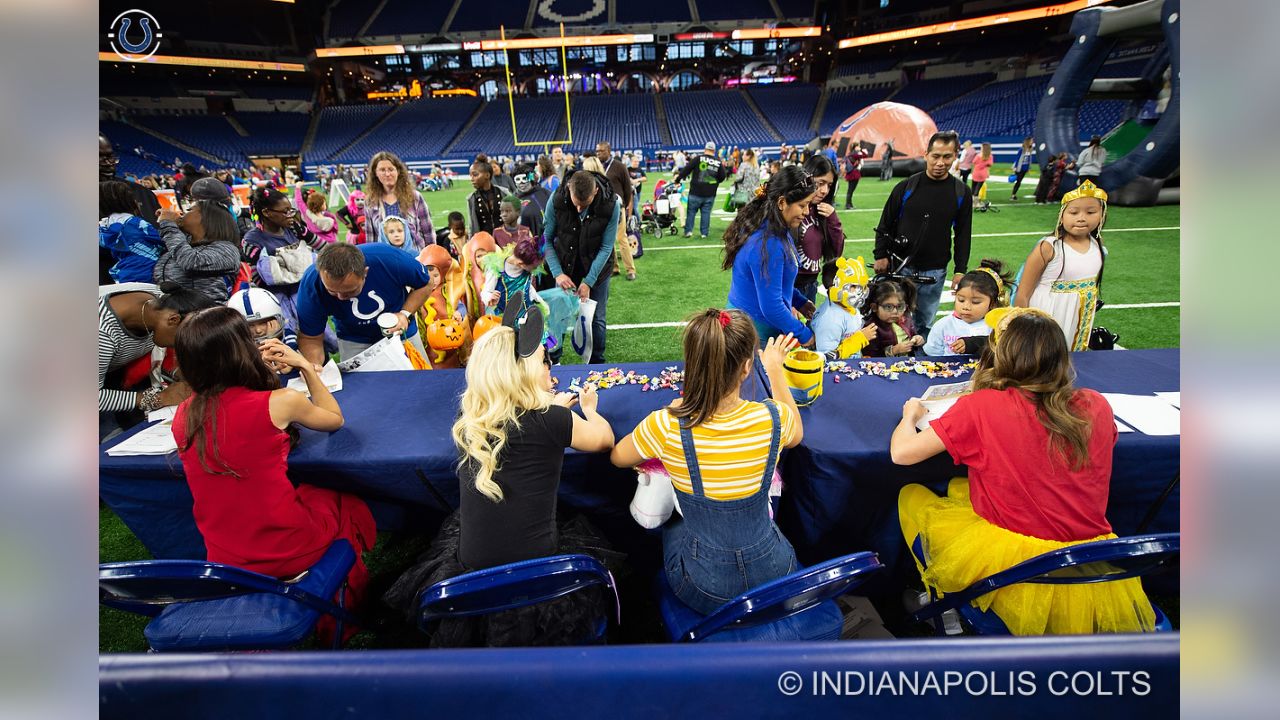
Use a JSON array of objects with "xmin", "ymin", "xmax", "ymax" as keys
[
  {"xmin": 823, "ymin": 358, "xmax": 976, "ymax": 382},
  {"xmin": 558, "ymin": 366, "xmax": 685, "ymax": 394}
]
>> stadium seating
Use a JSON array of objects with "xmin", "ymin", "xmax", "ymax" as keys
[
  {"xmin": 747, "ymin": 84, "xmax": 820, "ymax": 143},
  {"xmin": 1078, "ymin": 100, "xmax": 1128, "ymax": 137},
  {"xmin": 891, "ymin": 73, "xmax": 995, "ymax": 112},
  {"xmin": 132, "ymin": 116, "xmax": 249, "ymax": 164},
  {"xmin": 929, "ymin": 75, "xmax": 1050, "ymax": 138},
  {"xmin": 615, "ymin": 5, "xmax": 692, "ymax": 24},
  {"xmin": 565, "ymin": 94, "xmax": 662, "ymax": 153},
  {"xmin": 332, "ymin": 97, "xmax": 482, "ymax": 163},
  {"xmin": 818, "ymin": 85, "xmax": 895, "ymax": 134},
  {"xmin": 833, "ymin": 58, "xmax": 900, "ymax": 78},
  {"xmin": 234, "ymin": 112, "xmax": 312, "ymax": 156},
  {"xmin": 366, "ymin": 0, "xmax": 455, "ymax": 36},
  {"xmin": 448, "ymin": 96, "xmax": 566, "ymax": 157},
  {"xmin": 307, "ymin": 104, "xmax": 395, "ymax": 163},
  {"xmin": 662, "ymin": 90, "xmax": 775, "ymax": 147},
  {"xmin": 100, "ymin": 120, "xmax": 219, "ymax": 177}
]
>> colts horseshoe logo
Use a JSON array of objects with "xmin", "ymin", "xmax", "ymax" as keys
[
  {"xmin": 349, "ymin": 291, "xmax": 387, "ymax": 321},
  {"xmin": 108, "ymin": 10, "xmax": 163, "ymax": 61},
  {"xmin": 537, "ymin": 0, "xmax": 606, "ymax": 24}
]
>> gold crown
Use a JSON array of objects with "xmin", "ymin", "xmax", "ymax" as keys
[
  {"xmin": 984, "ymin": 306, "xmax": 1054, "ymax": 346},
  {"xmin": 1060, "ymin": 179, "xmax": 1108, "ymax": 206}
]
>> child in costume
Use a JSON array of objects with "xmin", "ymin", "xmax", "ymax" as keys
[
  {"xmin": 1014, "ymin": 180, "xmax": 1107, "ymax": 351},
  {"xmin": 923, "ymin": 259, "xmax": 1009, "ymax": 356},
  {"xmin": 336, "ymin": 190, "xmax": 367, "ymax": 244},
  {"xmin": 862, "ymin": 278, "xmax": 924, "ymax": 357},
  {"xmin": 493, "ymin": 196, "xmax": 533, "ymax": 249},
  {"xmin": 462, "ymin": 232, "xmax": 497, "ymax": 321},
  {"xmin": 480, "ymin": 236, "xmax": 544, "ymax": 315},
  {"xmin": 893, "ymin": 307, "xmax": 1155, "ymax": 635},
  {"xmin": 378, "ymin": 215, "xmax": 417, "ymax": 257},
  {"xmin": 436, "ymin": 211, "xmax": 468, "ymax": 261},
  {"xmin": 811, "ymin": 256, "xmax": 877, "ymax": 360},
  {"xmin": 417, "ymin": 244, "xmax": 470, "ymax": 369}
]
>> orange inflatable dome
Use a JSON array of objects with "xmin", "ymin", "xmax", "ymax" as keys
[{"xmin": 829, "ymin": 102, "xmax": 938, "ymax": 162}]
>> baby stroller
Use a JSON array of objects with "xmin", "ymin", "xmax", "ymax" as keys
[{"xmin": 640, "ymin": 180, "xmax": 681, "ymax": 237}]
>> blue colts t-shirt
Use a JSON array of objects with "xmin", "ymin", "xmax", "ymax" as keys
[{"xmin": 296, "ymin": 243, "xmax": 432, "ymax": 343}]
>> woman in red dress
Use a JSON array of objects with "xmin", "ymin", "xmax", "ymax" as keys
[{"xmin": 171, "ymin": 307, "xmax": 375, "ymax": 644}]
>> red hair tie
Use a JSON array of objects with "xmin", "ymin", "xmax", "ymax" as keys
[{"xmin": 718, "ymin": 311, "xmax": 731, "ymax": 328}]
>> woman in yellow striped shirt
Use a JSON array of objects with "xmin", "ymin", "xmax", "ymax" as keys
[{"xmin": 612, "ymin": 309, "xmax": 804, "ymax": 615}]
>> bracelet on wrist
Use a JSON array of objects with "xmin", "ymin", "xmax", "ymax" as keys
[{"xmin": 139, "ymin": 385, "xmax": 164, "ymax": 413}]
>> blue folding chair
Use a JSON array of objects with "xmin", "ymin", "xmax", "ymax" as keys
[
  {"xmin": 657, "ymin": 551, "xmax": 884, "ymax": 643},
  {"xmin": 99, "ymin": 539, "xmax": 358, "ymax": 651},
  {"xmin": 912, "ymin": 533, "xmax": 1179, "ymax": 635},
  {"xmin": 417, "ymin": 554, "xmax": 617, "ymax": 645}
]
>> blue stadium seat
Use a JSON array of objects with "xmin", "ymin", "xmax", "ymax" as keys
[
  {"xmin": 99, "ymin": 539, "xmax": 359, "ymax": 652},
  {"xmin": 333, "ymin": 98, "xmax": 481, "ymax": 163},
  {"xmin": 448, "ymin": 96, "xmax": 565, "ymax": 157},
  {"xmin": 662, "ymin": 90, "xmax": 775, "ymax": 147},
  {"xmin": 308, "ymin": 104, "xmax": 395, "ymax": 163},
  {"xmin": 417, "ymin": 554, "xmax": 617, "ymax": 645},
  {"xmin": 930, "ymin": 75, "xmax": 1050, "ymax": 137},
  {"xmin": 892, "ymin": 73, "xmax": 995, "ymax": 112},
  {"xmin": 234, "ymin": 112, "xmax": 311, "ymax": 156},
  {"xmin": 132, "ymin": 115, "xmax": 248, "ymax": 165},
  {"xmin": 911, "ymin": 533, "xmax": 1179, "ymax": 636},
  {"xmin": 657, "ymin": 551, "xmax": 883, "ymax": 643},
  {"xmin": 565, "ymin": 94, "xmax": 662, "ymax": 153},
  {"xmin": 833, "ymin": 58, "xmax": 900, "ymax": 78},
  {"xmin": 818, "ymin": 85, "xmax": 895, "ymax": 134},
  {"xmin": 100, "ymin": 120, "xmax": 214, "ymax": 175},
  {"xmin": 747, "ymin": 84, "xmax": 820, "ymax": 143}
]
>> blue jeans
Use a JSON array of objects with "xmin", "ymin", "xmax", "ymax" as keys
[
  {"xmin": 587, "ymin": 272, "xmax": 610, "ymax": 363},
  {"xmin": 905, "ymin": 266, "xmax": 948, "ymax": 334},
  {"xmin": 684, "ymin": 194, "xmax": 715, "ymax": 237}
]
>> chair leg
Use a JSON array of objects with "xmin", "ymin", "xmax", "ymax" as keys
[{"xmin": 331, "ymin": 583, "xmax": 348, "ymax": 651}]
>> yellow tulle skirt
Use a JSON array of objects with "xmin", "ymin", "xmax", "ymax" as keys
[{"xmin": 899, "ymin": 479, "xmax": 1157, "ymax": 636}]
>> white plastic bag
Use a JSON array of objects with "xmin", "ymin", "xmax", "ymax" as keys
[{"xmin": 572, "ymin": 297, "xmax": 598, "ymax": 361}]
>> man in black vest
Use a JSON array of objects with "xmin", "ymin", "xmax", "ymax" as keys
[{"xmin": 542, "ymin": 170, "xmax": 621, "ymax": 364}]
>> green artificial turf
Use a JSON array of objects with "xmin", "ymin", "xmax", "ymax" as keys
[{"xmin": 100, "ymin": 163, "xmax": 1180, "ymax": 650}]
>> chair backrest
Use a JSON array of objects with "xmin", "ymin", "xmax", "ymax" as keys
[
  {"xmin": 417, "ymin": 554, "xmax": 616, "ymax": 630},
  {"xmin": 680, "ymin": 551, "xmax": 883, "ymax": 643},
  {"xmin": 99, "ymin": 540, "xmax": 354, "ymax": 619},
  {"xmin": 913, "ymin": 533, "xmax": 1179, "ymax": 623}
]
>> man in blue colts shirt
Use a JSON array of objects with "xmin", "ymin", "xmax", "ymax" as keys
[{"xmin": 296, "ymin": 243, "xmax": 435, "ymax": 364}]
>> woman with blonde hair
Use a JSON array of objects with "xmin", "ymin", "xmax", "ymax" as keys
[
  {"xmin": 364, "ymin": 151, "xmax": 433, "ymax": 249},
  {"xmin": 892, "ymin": 308, "xmax": 1156, "ymax": 635},
  {"xmin": 383, "ymin": 294, "xmax": 622, "ymax": 646}
]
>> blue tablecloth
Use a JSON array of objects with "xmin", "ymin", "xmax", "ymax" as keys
[{"xmin": 99, "ymin": 350, "xmax": 1180, "ymax": 567}]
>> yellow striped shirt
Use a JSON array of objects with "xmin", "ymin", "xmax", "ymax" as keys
[{"xmin": 631, "ymin": 400, "xmax": 798, "ymax": 501}]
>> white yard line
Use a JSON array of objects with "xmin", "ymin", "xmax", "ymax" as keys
[{"xmin": 641, "ymin": 225, "xmax": 1181, "ymax": 251}]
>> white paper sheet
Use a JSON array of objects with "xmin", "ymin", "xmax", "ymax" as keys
[
  {"xmin": 146, "ymin": 405, "xmax": 177, "ymax": 424},
  {"xmin": 1115, "ymin": 418, "xmax": 1134, "ymax": 433},
  {"xmin": 1102, "ymin": 393, "xmax": 1181, "ymax": 436},
  {"xmin": 287, "ymin": 361, "xmax": 343, "ymax": 396},
  {"xmin": 337, "ymin": 337, "xmax": 414, "ymax": 373},
  {"xmin": 105, "ymin": 421, "xmax": 178, "ymax": 456},
  {"xmin": 1154, "ymin": 391, "xmax": 1180, "ymax": 409},
  {"xmin": 914, "ymin": 381, "xmax": 971, "ymax": 430}
]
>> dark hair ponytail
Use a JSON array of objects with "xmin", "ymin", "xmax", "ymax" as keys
[
  {"xmin": 722, "ymin": 165, "xmax": 816, "ymax": 271},
  {"xmin": 955, "ymin": 258, "xmax": 1012, "ymax": 307},
  {"xmin": 670, "ymin": 309, "xmax": 759, "ymax": 429}
]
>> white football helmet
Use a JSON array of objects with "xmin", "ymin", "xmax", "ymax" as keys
[{"xmin": 227, "ymin": 287, "xmax": 284, "ymax": 339}]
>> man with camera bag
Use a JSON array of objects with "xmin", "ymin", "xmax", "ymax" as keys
[{"xmin": 873, "ymin": 131, "xmax": 973, "ymax": 335}]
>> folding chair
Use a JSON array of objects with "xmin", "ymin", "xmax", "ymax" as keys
[
  {"xmin": 657, "ymin": 551, "xmax": 884, "ymax": 643},
  {"xmin": 912, "ymin": 533, "xmax": 1179, "ymax": 635},
  {"xmin": 417, "ymin": 554, "xmax": 618, "ymax": 645},
  {"xmin": 99, "ymin": 539, "xmax": 358, "ymax": 651}
]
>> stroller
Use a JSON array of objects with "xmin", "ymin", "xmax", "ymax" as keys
[{"xmin": 640, "ymin": 180, "xmax": 681, "ymax": 237}]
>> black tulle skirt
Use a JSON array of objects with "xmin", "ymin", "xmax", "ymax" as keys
[{"xmin": 383, "ymin": 511, "xmax": 627, "ymax": 648}]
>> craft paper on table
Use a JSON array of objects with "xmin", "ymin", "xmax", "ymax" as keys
[
  {"xmin": 337, "ymin": 337, "xmax": 414, "ymax": 373},
  {"xmin": 1101, "ymin": 393, "xmax": 1181, "ymax": 436},
  {"xmin": 287, "ymin": 361, "xmax": 343, "ymax": 396},
  {"xmin": 1115, "ymin": 418, "xmax": 1134, "ymax": 433},
  {"xmin": 146, "ymin": 405, "xmax": 177, "ymax": 424},
  {"xmin": 916, "ymin": 381, "xmax": 972, "ymax": 431},
  {"xmin": 105, "ymin": 421, "xmax": 178, "ymax": 456},
  {"xmin": 1154, "ymin": 391, "xmax": 1180, "ymax": 409}
]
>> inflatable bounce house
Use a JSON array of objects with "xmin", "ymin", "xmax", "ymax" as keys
[
  {"xmin": 828, "ymin": 101, "xmax": 936, "ymax": 178},
  {"xmin": 1035, "ymin": 0, "xmax": 1180, "ymax": 206}
]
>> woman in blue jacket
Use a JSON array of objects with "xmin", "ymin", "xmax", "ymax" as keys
[{"xmin": 723, "ymin": 166, "xmax": 818, "ymax": 346}]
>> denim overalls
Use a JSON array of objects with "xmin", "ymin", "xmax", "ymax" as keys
[{"xmin": 662, "ymin": 399, "xmax": 799, "ymax": 615}]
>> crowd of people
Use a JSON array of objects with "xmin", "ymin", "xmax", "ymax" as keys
[{"xmin": 99, "ymin": 125, "xmax": 1143, "ymax": 648}]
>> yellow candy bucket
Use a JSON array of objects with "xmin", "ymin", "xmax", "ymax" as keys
[{"xmin": 783, "ymin": 348, "xmax": 824, "ymax": 407}]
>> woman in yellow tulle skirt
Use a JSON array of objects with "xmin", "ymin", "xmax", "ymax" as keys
[{"xmin": 890, "ymin": 307, "xmax": 1156, "ymax": 635}]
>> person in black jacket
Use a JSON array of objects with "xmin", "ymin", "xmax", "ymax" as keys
[
  {"xmin": 674, "ymin": 142, "xmax": 729, "ymax": 239},
  {"xmin": 542, "ymin": 171, "xmax": 621, "ymax": 364},
  {"xmin": 873, "ymin": 131, "xmax": 973, "ymax": 335}
]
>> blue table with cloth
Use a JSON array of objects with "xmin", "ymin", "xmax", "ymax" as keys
[{"xmin": 99, "ymin": 350, "xmax": 1180, "ymax": 575}]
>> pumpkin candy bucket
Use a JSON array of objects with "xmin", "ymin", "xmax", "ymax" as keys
[
  {"xmin": 427, "ymin": 318, "xmax": 465, "ymax": 351},
  {"xmin": 471, "ymin": 314, "xmax": 502, "ymax": 342}
]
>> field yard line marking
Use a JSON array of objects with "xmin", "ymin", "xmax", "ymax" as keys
[
  {"xmin": 642, "ymin": 226, "xmax": 1180, "ymax": 251},
  {"xmin": 615, "ymin": 302, "xmax": 1180, "ymax": 330}
]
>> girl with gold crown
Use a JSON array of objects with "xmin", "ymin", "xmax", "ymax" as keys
[
  {"xmin": 1014, "ymin": 180, "xmax": 1108, "ymax": 351},
  {"xmin": 891, "ymin": 308, "xmax": 1157, "ymax": 635}
]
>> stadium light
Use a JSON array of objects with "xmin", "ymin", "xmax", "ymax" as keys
[
  {"xmin": 732, "ymin": 26, "xmax": 822, "ymax": 40},
  {"xmin": 99, "ymin": 52, "xmax": 306, "ymax": 72},
  {"xmin": 837, "ymin": 0, "xmax": 1115, "ymax": 49},
  {"xmin": 315, "ymin": 45, "xmax": 406, "ymax": 58}
]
